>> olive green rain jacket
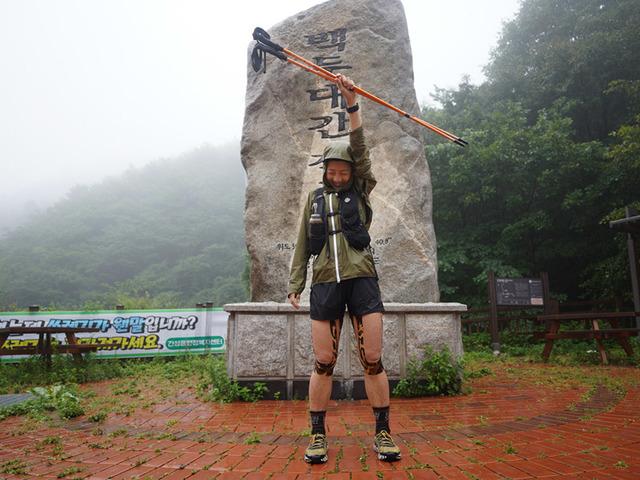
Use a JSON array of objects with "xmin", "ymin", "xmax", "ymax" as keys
[{"xmin": 288, "ymin": 126, "xmax": 377, "ymax": 296}]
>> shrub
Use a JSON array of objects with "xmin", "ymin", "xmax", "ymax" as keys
[
  {"xmin": 393, "ymin": 345, "xmax": 463, "ymax": 397},
  {"xmin": 31, "ymin": 384, "xmax": 85, "ymax": 419}
]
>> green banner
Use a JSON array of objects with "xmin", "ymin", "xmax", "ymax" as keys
[{"xmin": 165, "ymin": 336, "xmax": 224, "ymax": 350}]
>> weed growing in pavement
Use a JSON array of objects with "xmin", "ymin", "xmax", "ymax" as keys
[
  {"xmin": 614, "ymin": 460, "xmax": 628, "ymax": 468},
  {"xmin": 1, "ymin": 459, "xmax": 28, "ymax": 475},
  {"xmin": 244, "ymin": 432, "xmax": 261, "ymax": 445},
  {"xmin": 465, "ymin": 366, "xmax": 493, "ymax": 379},
  {"xmin": 359, "ymin": 452, "xmax": 368, "ymax": 471},
  {"xmin": 393, "ymin": 346, "xmax": 463, "ymax": 397},
  {"xmin": 108, "ymin": 427, "xmax": 129, "ymax": 438},
  {"xmin": 35, "ymin": 436, "xmax": 64, "ymax": 457},
  {"xmin": 406, "ymin": 462, "xmax": 430, "ymax": 470},
  {"xmin": 88, "ymin": 412, "xmax": 107, "ymax": 423},
  {"xmin": 503, "ymin": 442, "xmax": 518, "ymax": 454},
  {"xmin": 112, "ymin": 381, "xmax": 141, "ymax": 397},
  {"xmin": 56, "ymin": 466, "xmax": 84, "ymax": 478},
  {"xmin": 88, "ymin": 442, "xmax": 109, "ymax": 449}
]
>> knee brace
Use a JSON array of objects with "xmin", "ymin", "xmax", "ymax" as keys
[
  {"xmin": 314, "ymin": 318, "xmax": 341, "ymax": 376},
  {"xmin": 314, "ymin": 358, "xmax": 337, "ymax": 376},
  {"xmin": 353, "ymin": 315, "xmax": 384, "ymax": 376}
]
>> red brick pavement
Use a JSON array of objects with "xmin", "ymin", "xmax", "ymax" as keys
[{"xmin": 2, "ymin": 372, "xmax": 640, "ymax": 479}]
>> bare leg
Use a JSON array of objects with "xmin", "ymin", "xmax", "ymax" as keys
[
  {"xmin": 309, "ymin": 318, "xmax": 342, "ymax": 411},
  {"xmin": 352, "ymin": 312, "xmax": 389, "ymax": 407}
]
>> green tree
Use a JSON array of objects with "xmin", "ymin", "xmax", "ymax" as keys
[
  {"xmin": 422, "ymin": 0, "xmax": 640, "ymax": 306},
  {"xmin": 485, "ymin": 0, "xmax": 640, "ymax": 141},
  {"xmin": 427, "ymin": 95, "xmax": 608, "ymax": 304}
]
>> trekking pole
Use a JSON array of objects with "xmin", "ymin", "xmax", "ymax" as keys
[{"xmin": 250, "ymin": 27, "xmax": 468, "ymax": 147}]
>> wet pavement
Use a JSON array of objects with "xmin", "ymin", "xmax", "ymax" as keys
[{"xmin": 1, "ymin": 369, "xmax": 639, "ymax": 479}]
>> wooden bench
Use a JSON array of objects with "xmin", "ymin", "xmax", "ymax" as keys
[
  {"xmin": 535, "ymin": 312, "xmax": 640, "ymax": 364},
  {"xmin": 0, "ymin": 327, "xmax": 100, "ymax": 365}
]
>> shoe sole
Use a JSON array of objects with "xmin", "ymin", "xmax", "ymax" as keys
[
  {"xmin": 304, "ymin": 454, "xmax": 328, "ymax": 464},
  {"xmin": 373, "ymin": 445, "xmax": 401, "ymax": 462}
]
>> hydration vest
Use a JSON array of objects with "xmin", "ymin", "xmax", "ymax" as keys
[{"xmin": 308, "ymin": 187, "xmax": 372, "ymax": 256}]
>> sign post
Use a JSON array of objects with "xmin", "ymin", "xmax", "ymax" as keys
[{"xmin": 487, "ymin": 272, "xmax": 550, "ymax": 353}]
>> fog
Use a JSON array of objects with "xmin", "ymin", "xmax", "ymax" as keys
[{"xmin": 0, "ymin": 0, "xmax": 519, "ymax": 235}]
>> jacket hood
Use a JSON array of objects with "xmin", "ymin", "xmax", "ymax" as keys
[
  {"xmin": 321, "ymin": 141, "xmax": 355, "ymax": 190},
  {"xmin": 321, "ymin": 141, "xmax": 354, "ymax": 164}
]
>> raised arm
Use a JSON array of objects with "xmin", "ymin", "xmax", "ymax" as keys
[
  {"xmin": 336, "ymin": 74, "xmax": 376, "ymax": 195},
  {"xmin": 336, "ymin": 74, "xmax": 361, "ymax": 131}
]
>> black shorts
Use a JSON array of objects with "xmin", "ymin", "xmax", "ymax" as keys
[{"xmin": 310, "ymin": 277, "xmax": 384, "ymax": 320}]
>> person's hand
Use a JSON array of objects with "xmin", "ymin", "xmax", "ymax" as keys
[
  {"xmin": 288, "ymin": 293, "xmax": 300, "ymax": 309},
  {"xmin": 336, "ymin": 73, "xmax": 357, "ymax": 108}
]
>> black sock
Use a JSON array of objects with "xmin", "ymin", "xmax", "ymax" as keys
[
  {"xmin": 310, "ymin": 410, "xmax": 326, "ymax": 435},
  {"xmin": 373, "ymin": 406, "xmax": 390, "ymax": 434}
]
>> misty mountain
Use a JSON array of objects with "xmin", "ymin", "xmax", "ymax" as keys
[
  {"xmin": 0, "ymin": 143, "xmax": 248, "ymax": 309},
  {"xmin": 0, "ymin": 199, "xmax": 41, "ymax": 238}
]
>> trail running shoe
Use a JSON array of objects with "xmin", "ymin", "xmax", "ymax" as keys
[
  {"xmin": 373, "ymin": 430, "xmax": 401, "ymax": 462},
  {"xmin": 304, "ymin": 433, "xmax": 328, "ymax": 464}
]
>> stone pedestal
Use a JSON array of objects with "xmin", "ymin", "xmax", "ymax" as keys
[{"xmin": 224, "ymin": 302, "xmax": 466, "ymax": 400}]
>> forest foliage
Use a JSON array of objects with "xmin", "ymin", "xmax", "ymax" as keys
[
  {"xmin": 427, "ymin": 0, "xmax": 640, "ymax": 305},
  {"xmin": 0, "ymin": 144, "xmax": 248, "ymax": 310}
]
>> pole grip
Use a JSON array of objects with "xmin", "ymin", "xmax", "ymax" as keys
[{"xmin": 253, "ymin": 27, "xmax": 284, "ymax": 52}]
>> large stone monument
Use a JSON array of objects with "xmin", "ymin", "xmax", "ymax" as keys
[{"xmin": 242, "ymin": 0, "xmax": 439, "ymax": 303}]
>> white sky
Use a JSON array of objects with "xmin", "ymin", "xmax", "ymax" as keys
[{"xmin": 0, "ymin": 0, "xmax": 520, "ymax": 213}]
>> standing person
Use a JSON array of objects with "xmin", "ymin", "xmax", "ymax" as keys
[{"xmin": 288, "ymin": 74, "xmax": 401, "ymax": 464}]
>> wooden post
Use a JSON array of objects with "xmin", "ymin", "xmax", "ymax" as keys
[
  {"xmin": 541, "ymin": 272, "xmax": 551, "ymax": 314},
  {"xmin": 487, "ymin": 271, "xmax": 500, "ymax": 352},
  {"xmin": 540, "ymin": 272, "xmax": 558, "ymax": 335},
  {"xmin": 625, "ymin": 207, "xmax": 640, "ymax": 329}
]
